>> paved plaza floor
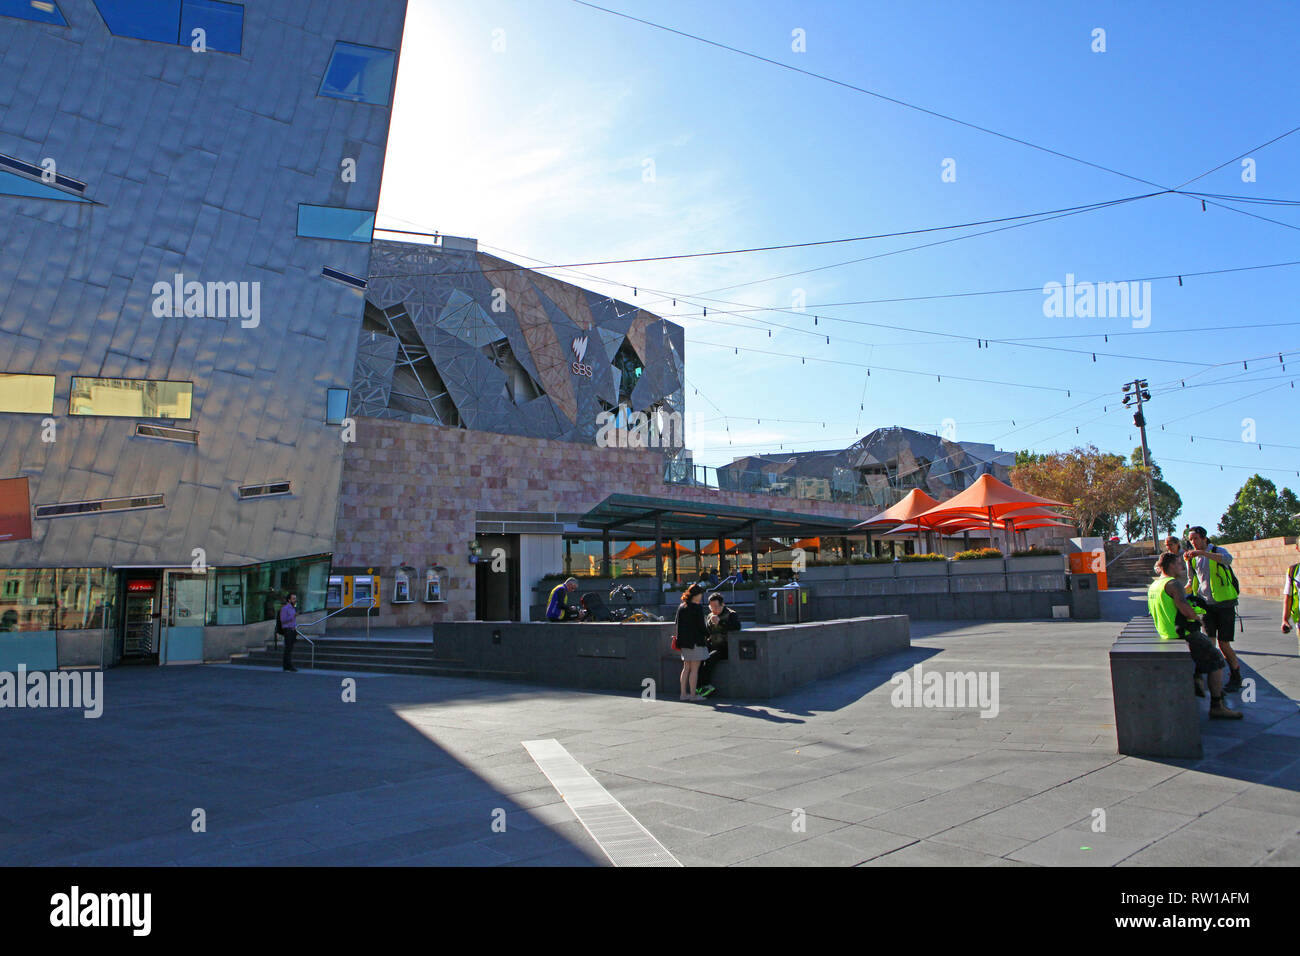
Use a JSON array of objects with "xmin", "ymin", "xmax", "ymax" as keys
[{"xmin": 3, "ymin": 591, "xmax": 1297, "ymax": 866}]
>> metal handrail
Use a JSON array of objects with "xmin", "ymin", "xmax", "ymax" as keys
[{"xmin": 286, "ymin": 601, "xmax": 364, "ymax": 670}]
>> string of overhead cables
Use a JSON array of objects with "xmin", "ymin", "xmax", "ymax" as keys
[
  {"xmin": 375, "ymin": 221, "xmax": 1300, "ymax": 373},
  {"xmin": 566, "ymin": 0, "xmax": 1300, "ymax": 240}
]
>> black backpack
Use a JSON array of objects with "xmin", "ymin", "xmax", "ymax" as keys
[{"xmin": 274, "ymin": 606, "xmax": 286, "ymax": 635}]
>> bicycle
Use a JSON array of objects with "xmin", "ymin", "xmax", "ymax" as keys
[{"xmin": 609, "ymin": 584, "xmax": 664, "ymax": 622}]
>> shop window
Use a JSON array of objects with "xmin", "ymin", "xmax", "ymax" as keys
[
  {"xmin": 0, "ymin": 374, "xmax": 55, "ymax": 414},
  {"xmin": 0, "ymin": 569, "xmax": 57, "ymax": 631},
  {"xmin": 325, "ymin": 388, "xmax": 349, "ymax": 424},
  {"xmin": 0, "ymin": 0, "xmax": 68, "ymax": 26},
  {"xmin": 55, "ymin": 568, "xmax": 110, "ymax": 630},
  {"xmin": 318, "ymin": 41, "xmax": 396, "ymax": 106},
  {"xmin": 242, "ymin": 553, "xmax": 330, "ymax": 623},
  {"xmin": 206, "ymin": 570, "xmax": 243, "ymax": 626},
  {"xmin": 297, "ymin": 204, "xmax": 375, "ymax": 243},
  {"xmin": 69, "ymin": 377, "xmax": 193, "ymax": 419}
]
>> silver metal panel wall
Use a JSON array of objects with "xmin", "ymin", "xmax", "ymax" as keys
[{"xmin": 0, "ymin": 0, "xmax": 408, "ymax": 567}]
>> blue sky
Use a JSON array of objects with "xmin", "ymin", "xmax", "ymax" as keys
[{"xmin": 378, "ymin": 0, "xmax": 1300, "ymax": 535}]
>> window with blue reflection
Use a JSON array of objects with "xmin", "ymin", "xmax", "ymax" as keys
[
  {"xmin": 180, "ymin": 0, "xmax": 241, "ymax": 53},
  {"xmin": 93, "ymin": 0, "xmax": 182, "ymax": 43},
  {"xmin": 325, "ymin": 388, "xmax": 349, "ymax": 424},
  {"xmin": 0, "ymin": 0, "xmax": 68, "ymax": 26},
  {"xmin": 0, "ymin": 170, "xmax": 89, "ymax": 202},
  {"xmin": 319, "ymin": 41, "xmax": 396, "ymax": 106},
  {"xmin": 297, "ymin": 204, "xmax": 376, "ymax": 243}
]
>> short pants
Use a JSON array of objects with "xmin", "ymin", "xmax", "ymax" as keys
[
  {"xmin": 1201, "ymin": 602, "xmax": 1236, "ymax": 643},
  {"xmin": 1180, "ymin": 630, "xmax": 1227, "ymax": 676},
  {"xmin": 679, "ymin": 645, "xmax": 709, "ymax": 662}
]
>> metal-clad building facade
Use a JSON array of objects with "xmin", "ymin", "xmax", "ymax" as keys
[{"xmin": 0, "ymin": 0, "xmax": 408, "ymax": 666}]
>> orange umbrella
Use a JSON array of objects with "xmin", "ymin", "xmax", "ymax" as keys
[
  {"xmin": 699, "ymin": 539, "xmax": 738, "ymax": 555},
  {"xmin": 792, "ymin": 537, "xmax": 821, "ymax": 551},
  {"xmin": 639, "ymin": 541, "xmax": 694, "ymax": 557},
  {"xmin": 913, "ymin": 475, "xmax": 1066, "ymax": 549},
  {"xmin": 852, "ymin": 488, "xmax": 941, "ymax": 530},
  {"xmin": 612, "ymin": 542, "xmax": 647, "ymax": 560}
]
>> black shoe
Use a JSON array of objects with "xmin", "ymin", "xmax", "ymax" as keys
[
  {"xmin": 283, "ymin": 665, "xmax": 298, "ymax": 672},
  {"xmin": 1193, "ymin": 675, "xmax": 1206, "ymax": 698},
  {"xmin": 1224, "ymin": 670, "xmax": 1243, "ymax": 693}
]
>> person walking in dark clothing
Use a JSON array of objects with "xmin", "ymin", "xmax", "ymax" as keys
[
  {"xmin": 698, "ymin": 591, "xmax": 740, "ymax": 698},
  {"xmin": 279, "ymin": 593, "xmax": 299, "ymax": 671},
  {"xmin": 675, "ymin": 584, "xmax": 710, "ymax": 701}
]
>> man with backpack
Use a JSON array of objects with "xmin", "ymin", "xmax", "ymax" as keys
[
  {"xmin": 278, "ymin": 592, "xmax": 299, "ymax": 672},
  {"xmin": 1185, "ymin": 527, "xmax": 1242, "ymax": 692}
]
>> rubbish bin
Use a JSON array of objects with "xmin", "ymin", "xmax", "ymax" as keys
[{"xmin": 771, "ymin": 583, "xmax": 809, "ymax": 623}]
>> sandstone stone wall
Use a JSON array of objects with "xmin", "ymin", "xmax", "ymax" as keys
[
  {"xmin": 1219, "ymin": 536, "xmax": 1299, "ymax": 600},
  {"xmin": 333, "ymin": 417, "xmax": 873, "ymax": 626}
]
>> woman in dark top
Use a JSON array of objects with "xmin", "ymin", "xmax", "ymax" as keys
[{"xmin": 675, "ymin": 583, "xmax": 709, "ymax": 701}]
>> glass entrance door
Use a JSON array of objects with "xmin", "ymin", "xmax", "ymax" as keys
[{"xmin": 118, "ymin": 574, "xmax": 161, "ymax": 663}]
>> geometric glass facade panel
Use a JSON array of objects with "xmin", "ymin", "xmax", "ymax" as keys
[
  {"xmin": 179, "ymin": 0, "xmax": 242, "ymax": 53},
  {"xmin": 0, "ymin": 169, "xmax": 88, "ymax": 202},
  {"xmin": 0, "ymin": 0, "xmax": 67, "ymax": 26},
  {"xmin": 92, "ymin": 0, "xmax": 184, "ymax": 43},
  {"xmin": 0, "ymin": 373, "xmax": 56, "ymax": 413},
  {"xmin": 319, "ymin": 41, "xmax": 396, "ymax": 105},
  {"xmin": 93, "ymin": 0, "xmax": 243, "ymax": 51},
  {"xmin": 68, "ymin": 377, "xmax": 193, "ymax": 419},
  {"xmin": 297, "ymin": 204, "xmax": 375, "ymax": 243},
  {"xmin": 325, "ymin": 387, "xmax": 348, "ymax": 424}
]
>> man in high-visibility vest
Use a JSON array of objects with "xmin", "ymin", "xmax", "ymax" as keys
[
  {"xmin": 1280, "ymin": 538, "xmax": 1300, "ymax": 641},
  {"xmin": 1185, "ymin": 526, "xmax": 1243, "ymax": 692},
  {"xmin": 1150, "ymin": 552, "xmax": 1242, "ymax": 719}
]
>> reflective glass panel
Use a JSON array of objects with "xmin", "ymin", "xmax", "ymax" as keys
[
  {"xmin": 0, "ymin": 374, "xmax": 55, "ymax": 414},
  {"xmin": 326, "ymin": 388, "xmax": 349, "ymax": 424},
  {"xmin": 179, "ymin": 0, "xmax": 241, "ymax": 53},
  {"xmin": 69, "ymin": 377, "xmax": 193, "ymax": 419},
  {"xmin": 0, "ymin": 0, "xmax": 67, "ymax": 26},
  {"xmin": 93, "ymin": 0, "xmax": 181, "ymax": 43},
  {"xmin": 297, "ymin": 204, "xmax": 375, "ymax": 243},
  {"xmin": 319, "ymin": 41, "xmax": 396, "ymax": 106}
]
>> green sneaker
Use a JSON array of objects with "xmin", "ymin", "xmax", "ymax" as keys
[{"xmin": 697, "ymin": 684, "xmax": 715, "ymax": 698}]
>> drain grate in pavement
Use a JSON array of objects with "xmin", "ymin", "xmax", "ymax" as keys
[{"xmin": 523, "ymin": 738, "xmax": 680, "ymax": 867}]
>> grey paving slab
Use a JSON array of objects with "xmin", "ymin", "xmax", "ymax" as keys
[
  {"xmin": 6, "ymin": 592, "xmax": 1297, "ymax": 867},
  {"xmin": 1009, "ymin": 829, "xmax": 1149, "ymax": 867}
]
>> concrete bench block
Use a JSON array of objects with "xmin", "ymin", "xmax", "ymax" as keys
[{"xmin": 1109, "ymin": 640, "xmax": 1201, "ymax": 759}]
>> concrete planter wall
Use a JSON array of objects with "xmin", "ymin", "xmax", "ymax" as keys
[
  {"xmin": 897, "ymin": 561, "xmax": 949, "ymax": 577},
  {"xmin": 1006, "ymin": 555, "xmax": 1067, "ymax": 574},
  {"xmin": 950, "ymin": 558, "xmax": 1007, "ymax": 574}
]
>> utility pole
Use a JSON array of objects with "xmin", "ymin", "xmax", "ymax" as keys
[{"xmin": 1122, "ymin": 379, "xmax": 1160, "ymax": 555}]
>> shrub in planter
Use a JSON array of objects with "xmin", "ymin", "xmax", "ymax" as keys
[
  {"xmin": 899, "ymin": 553, "xmax": 948, "ymax": 562},
  {"xmin": 851, "ymin": 556, "xmax": 895, "ymax": 565},
  {"xmin": 954, "ymin": 547, "xmax": 1003, "ymax": 561},
  {"xmin": 1011, "ymin": 547, "xmax": 1060, "ymax": 557}
]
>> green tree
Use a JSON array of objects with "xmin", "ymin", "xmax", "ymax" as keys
[
  {"xmin": 1218, "ymin": 475, "xmax": 1300, "ymax": 542},
  {"xmin": 1010, "ymin": 444, "xmax": 1145, "ymax": 537},
  {"xmin": 1123, "ymin": 448, "xmax": 1182, "ymax": 540}
]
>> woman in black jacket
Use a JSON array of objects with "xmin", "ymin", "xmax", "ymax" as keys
[{"xmin": 675, "ymin": 583, "xmax": 709, "ymax": 701}]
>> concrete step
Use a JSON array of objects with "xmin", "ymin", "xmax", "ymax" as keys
[{"xmin": 229, "ymin": 650, "xmax": 525, "ymax": 680}]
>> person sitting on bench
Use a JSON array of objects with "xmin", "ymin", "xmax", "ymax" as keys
[{"xmin": 1149, "ymin": 552, "xmax": 1241, "ymax": 720}]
